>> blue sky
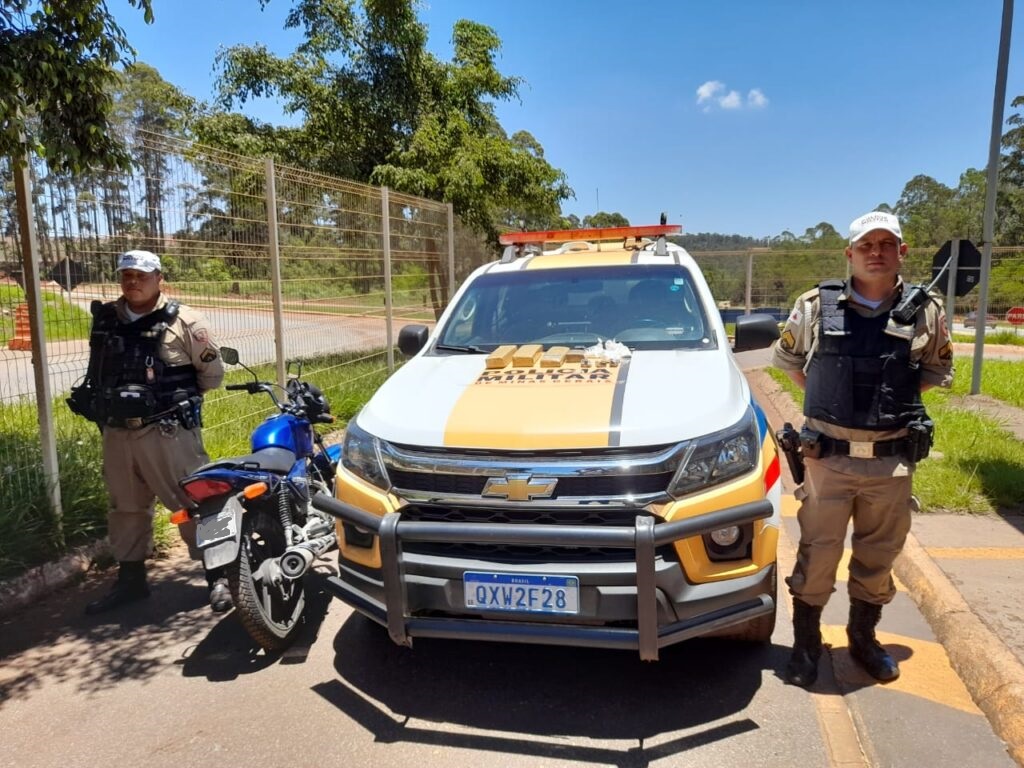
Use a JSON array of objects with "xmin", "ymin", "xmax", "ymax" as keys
[{"xmin": 111, "ymin": 0, "xmax": 1024, "ymax": 239}]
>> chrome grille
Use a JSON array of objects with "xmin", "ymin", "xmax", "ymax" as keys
[
  {"xmin": 399, "ymin": 504, "xmax": 677, "ymax": 563},
  {"xmin": 381, "ymin": 440, "xmax": 687, "ymax": 506}
]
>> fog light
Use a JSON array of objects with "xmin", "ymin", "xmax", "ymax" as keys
[
  {"xmin": 343, "ymin": 522, "xmax": 375, "ymax": 548},
  {"xmin": 709, "ymin": 526, "xmax": 741, "ymax": 547}
]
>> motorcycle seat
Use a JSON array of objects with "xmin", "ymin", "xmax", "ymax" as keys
[{"xmin": 195, "ymin": 446, "xmax": 298, "ymax": 475}]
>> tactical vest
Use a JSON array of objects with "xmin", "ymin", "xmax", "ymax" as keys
[
  {"xmin": 803, "ymin": 280, "xmax": 926, "ymax": 429},
  {"xmin": 86, "ymin": 301, "xmax": 199, "ymax": 428}
]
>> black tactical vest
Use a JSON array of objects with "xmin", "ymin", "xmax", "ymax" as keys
[
  {"xmin": 86, "ymin": 301, "xmax": 199, "ymax": 427},
  {"xmin": 803, "ymin": 280, "xmax": 926, "ymax": 429}
]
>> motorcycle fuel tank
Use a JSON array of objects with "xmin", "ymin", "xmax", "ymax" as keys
[{"xmin": 251, "ymin": 413, "xmax": 314, "ymax": 456}]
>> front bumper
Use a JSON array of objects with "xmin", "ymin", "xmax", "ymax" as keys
[
  {"xmin": 311, "ymin": 496, "xmax": 774, "ymax": 661},
  {"xmin": 313, "ymin": 495, "xmax": 774, "ymax": 663}
]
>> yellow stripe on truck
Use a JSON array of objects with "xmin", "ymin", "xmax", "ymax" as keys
[
  {"xmin": 444, "ymin": 347, "xmax": 624, "ymax": 449},
  {"xmin": 526, "ymin": 251, "xmax": 635, "ymax": 269}
]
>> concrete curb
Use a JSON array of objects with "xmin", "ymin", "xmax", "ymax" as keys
[
  {"xmin": 0, "ymin": 539, "xmax": 110, "ymax": 620},
  {"xmin": 893, "ymin": 534, "xmax": 1024, "ymax": 766}
]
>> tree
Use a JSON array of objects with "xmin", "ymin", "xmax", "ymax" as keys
[
  {"xmin": 0, "ymin": 0, "xmax": 154, "ymax": 173},
  {"xmin": 895, "ymin": 174, "xmax": 956, "ymax": 247},
  {"xmin": 111, "ymin": 62, "xmax": 195, "ymax": 243},
  {"xmin": 213, "ymin": 1, "xmax": 571, "ymax": 242},
  {"xmin": 582, "ymin": 211, "xmax": 630, "ymax": 228}
]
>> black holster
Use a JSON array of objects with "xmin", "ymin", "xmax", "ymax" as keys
[
  {"xmin": 174, "ymin": 395, "xmax": 203, "ymax": 430},
  {"xmin": 776, "ymin": 422, "xmax": 805, "ymax": 484},
  {"xmin": 904, "ymin": 419, "xmax": 934, "ymax": 463},
  {"xmin": 67, "ymin": 382, "xmax": 98, "ymax": 423}
]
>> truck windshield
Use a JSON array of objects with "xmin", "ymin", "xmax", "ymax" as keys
[{"xmin": 436, "ymin": 264, "xmax": 717, "ymax": 352}]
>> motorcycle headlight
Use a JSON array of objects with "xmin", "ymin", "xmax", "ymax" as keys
[
  {"xmin": 341, "ymin": 417, "xmax": 390, "ymax": 490},
  {"xmin": 668, "ymin": 408, "xmax": 759, "ymax": 498}
]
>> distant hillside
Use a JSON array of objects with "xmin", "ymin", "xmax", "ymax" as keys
[{"xmin": 673, "ymin": 233, "xmax": 764, "ymax": 251}]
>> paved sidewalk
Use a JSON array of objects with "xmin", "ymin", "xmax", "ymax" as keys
[{"xmin": 745, "ymin": 366, "xmax": 1024, "ymax": 766}]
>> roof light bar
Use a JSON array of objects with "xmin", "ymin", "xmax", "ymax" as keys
[{"xmin": 498, "ymin": 224, "xmax": 681, "ymax": 246}]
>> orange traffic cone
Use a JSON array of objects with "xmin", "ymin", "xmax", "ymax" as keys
[{"xmin": 8, "ymin": 302, "xmax": 32, "ymax": 351}]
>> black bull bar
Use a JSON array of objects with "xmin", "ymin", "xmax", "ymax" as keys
[{"xmin": 311, "ymin": 495, "xmax": 774, "ymax": 661}]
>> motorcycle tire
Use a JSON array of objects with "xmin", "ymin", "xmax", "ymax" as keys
[{"xmin": 227, "ymin": 506, "xmax": 306, "ymax": 652}]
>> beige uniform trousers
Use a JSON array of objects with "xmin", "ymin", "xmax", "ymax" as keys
[
  {"xmin": 102, "ymin": 422, "xmax": 209, "ymax": 562},
  {"xmin": 786, "ymin": 457, "xmax": 914, "ymax": 608}
]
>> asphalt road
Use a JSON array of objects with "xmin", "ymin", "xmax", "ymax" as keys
[
  {"xmin": 0, "ymin": 335, "xmax": 1019, "ymax": 767},
  {"xmin": 0, "ymin": 307, "xmax": 394, "ymax": 402}
]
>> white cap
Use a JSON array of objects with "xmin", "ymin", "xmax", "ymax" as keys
[
  {"xmin": 116, "ymin": 250, "xmax": 161, "ymax": 273},
  {"xmin": 849, "ymin": 211, "xmax": 902, "ymax": 243}
]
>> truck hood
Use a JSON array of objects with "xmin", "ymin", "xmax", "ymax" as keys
[{"xmin": 357, "ymin": 346, "xmax": 752, "ymax": 450}]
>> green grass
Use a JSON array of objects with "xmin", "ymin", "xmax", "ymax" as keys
[
  {"xmin": 0, "ymin": 349, "xmax": 392, "ymax": 581},
  {"xmin": 765, "ymin": 358, "xmax": 1024, "ymax": 515},
  {"xmin": 952, "ymin": 329, "xmax": 1024, "ymax": 345},
  {"xmin": 0, "ymin": 285, "xmax": 92, "ymax": 343}
]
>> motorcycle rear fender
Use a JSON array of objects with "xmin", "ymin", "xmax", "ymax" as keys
[{"xmin": 197, "ymin": 495, "xmax": 245, "ymax": 571}]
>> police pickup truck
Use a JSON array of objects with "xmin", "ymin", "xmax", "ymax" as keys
[{"xmin": 315, "ymin": 224, "xmax": 783, "ymax": 660}]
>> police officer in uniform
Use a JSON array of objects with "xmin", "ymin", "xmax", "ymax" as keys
[
  {"xmin": 69, "ymin": 250, "xmax": 230, "ymax": 615},
  {"xmin": 772, "ymin": 211, "xmax": 954, "ymax": 686}
]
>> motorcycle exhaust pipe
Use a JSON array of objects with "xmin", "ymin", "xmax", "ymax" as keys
[{"xmin": 278, "ymin": 532, "xmax": 338, "ymax": 580}]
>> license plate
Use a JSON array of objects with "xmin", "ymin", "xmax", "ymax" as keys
[
  {"xmin": 196, "ymin": 506, "xmax": 238, "ymax": 548},
  {"xmin": 464, "ymin": 572, "xmax": 579, "ymax": 615}
]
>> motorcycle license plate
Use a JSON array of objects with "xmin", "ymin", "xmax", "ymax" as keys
[
  {"xmin": 464, "ymin": 572, "xmax": 579, "ymax": 615},
  {"xmin": 196, "ymin": 503, "xmax": 239, "ymax": 548}
]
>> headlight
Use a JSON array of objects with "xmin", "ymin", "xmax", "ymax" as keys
[
  {"xmin": 668, "ymin": 408, "xmax": 759, "ymax": 498},
  {"xmin": 341, "ymin": 417, "xmax": 390, "ymax": 490}
]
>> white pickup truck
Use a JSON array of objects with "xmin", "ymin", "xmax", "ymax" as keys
[{"xmin": 315, "ymin": 224, "xmax": 783, "ymax": 660}]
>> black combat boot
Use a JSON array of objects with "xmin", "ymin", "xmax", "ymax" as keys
[
  {"xmin": 784, "ymin": 599, "xmax": 824, "ymax": 687},
  {"xmin": 847, "ymin": 598, "xmax": 900, "ymax": 682},
  {"xmin": 205, "ymin": 568, "xmax": 233, "ymax": 614},
  {"xmin": 85, "ymin": 561, "xmax": 150, "ymax": 615}
]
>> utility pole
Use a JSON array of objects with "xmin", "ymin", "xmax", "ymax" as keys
[{"xmin": 972, "ymin": 0, "xmax": 1013, "ymax": 395}]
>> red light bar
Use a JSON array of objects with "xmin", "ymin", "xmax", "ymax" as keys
[{"xmin": 498, "ymin": 224, "xmax": 682, "ymax": 246}]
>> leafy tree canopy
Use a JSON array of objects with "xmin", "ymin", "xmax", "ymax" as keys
[
  {"xmin": 0, "ymin": 0, "xmax": 153, "ymax": 173},
  {"xmin": 209, "ymin": 0, "xmax": 571, "ymax": 242},
  {"xmin": 582, "ymin": 211, "xmax": 630, "ymax": 228}
]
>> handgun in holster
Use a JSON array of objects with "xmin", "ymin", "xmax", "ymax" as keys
[
  {"xmin": 775, "ymin": 421, "xmax": 806, "ymax": 485},
  {"xmin": 903, "ymin": 418, "xmax": 935, "ymax": 463},
  {"xmin": 173, "ymin": 394, "xmax": 203, "ymax": 430}
]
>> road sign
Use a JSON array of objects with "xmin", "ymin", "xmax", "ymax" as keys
[
  {"xmin": 1007, "ymin": 306, "xmax": 1024, "ymax": 325},
  {"xmin": 931, "ymin": 239, "xmax": 982, "ymax": 297}
]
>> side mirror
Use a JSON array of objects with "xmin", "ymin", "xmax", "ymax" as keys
[
  {"xmin": 733, "ymin": 313, "xmax": 781, "ymax": 352},
  {"xmin": 398, "ymin": 324, "xmax": 430, "ymax": 357},
  {"xmin": 221, "ymin": 347, "xmax": 239, "ymax": 365}
]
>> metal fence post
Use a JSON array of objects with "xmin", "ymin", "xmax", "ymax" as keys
[
  {"xmin": 12, "ymin": 149, "xmax": 63, "ymax": 538},
  {"xmin": 447, "ymin": 202, "xmax": 455, "ymax": 302},
  {"xmin": 265, "ymin": 157, "xmax": 286, "ymax": 388},
  {"xmin": 945, "ymin": 239, "xmax": 960, "ymax": 337},
  {"xmin": 381, "ymin": 187, "xmax": 395, "ymax": 371},
  {"xmin": 744, "ymin": 251, "xmax": 754, "ymax": 315}
]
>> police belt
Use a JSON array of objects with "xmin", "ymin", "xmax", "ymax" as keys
[
  {"xmin": 105, "ymin": 407, "xmax": 179, "ymax": 430},
  {"xmin": 816, "ymin": 435, "xmax": 905, "ymax": 459}
]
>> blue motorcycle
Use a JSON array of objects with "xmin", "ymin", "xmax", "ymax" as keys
[{"xmin": 177, "ymin": 348, "xmax": 341, "ymax": 651}]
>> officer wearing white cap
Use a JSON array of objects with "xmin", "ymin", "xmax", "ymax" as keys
[
  {"xmin": 771, "ymin": 211, "xmax": 954, "ymax": 686},
  {"xmin": 68, "ymin": 250, "xmax": 229, "ymax": 614}
]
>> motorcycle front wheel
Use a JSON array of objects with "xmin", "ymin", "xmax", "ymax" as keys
[{"xmin": 227, "ymin": 506, "xmax": 306, "ymax": 651}]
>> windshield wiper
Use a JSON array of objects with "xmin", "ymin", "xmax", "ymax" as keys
[{"xmin": 434, "ymin": 343, "xmax": 489, "ymax": 354}]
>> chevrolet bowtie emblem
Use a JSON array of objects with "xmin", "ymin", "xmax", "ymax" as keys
[{"xmin": 482, "ymin": 473, "xmax": 557, "ymax": 501}]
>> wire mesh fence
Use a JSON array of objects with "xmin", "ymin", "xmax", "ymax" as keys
[
  {"xmin": 2, "ymin": 127, "xmax": 1023, "ymax": 575},
  {"xmin": 0, "ymin": 130, "xmax": 494, "ymax": 572},
  {"xmin": 691, "ymin": 246, "xmax": 1024, "ymax": 325}
]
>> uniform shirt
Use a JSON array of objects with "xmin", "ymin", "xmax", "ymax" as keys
[
  {"xmin": 113, "ymin": 293, "xmax": 224, "ymax": 394},
  {"xmin": 771, "ymin": 277, "xmax": 954, "ymax": 476}
]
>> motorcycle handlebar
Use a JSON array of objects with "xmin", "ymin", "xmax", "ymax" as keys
[{"xmin": 227, "ymin": 378, "xmax": 331, "ymax": 421}]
